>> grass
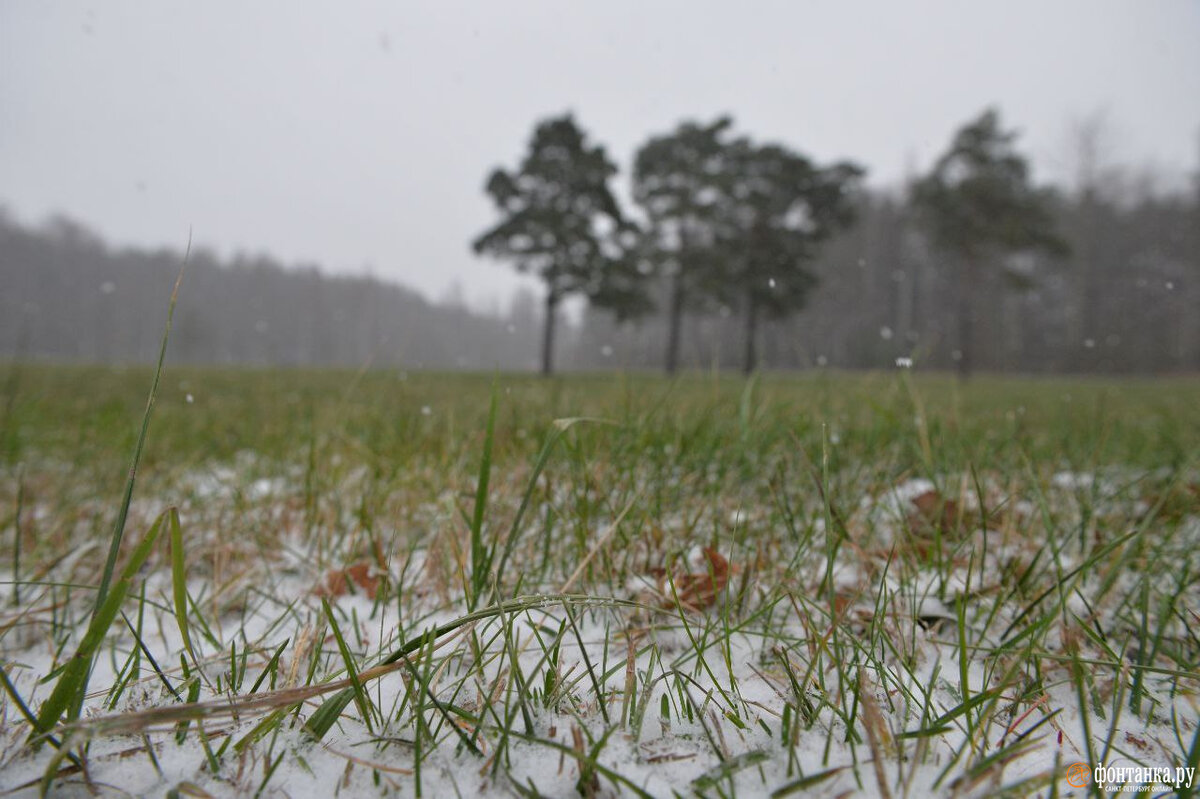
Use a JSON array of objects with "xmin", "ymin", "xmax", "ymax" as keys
[{"xmin": 0, "ymin": 362, "xmax": 1198, "ymax": 796}]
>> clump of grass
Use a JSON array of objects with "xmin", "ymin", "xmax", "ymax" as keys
[{"xmin": 16, "ymin": 258, "xmax": 186, "ymax": 755}]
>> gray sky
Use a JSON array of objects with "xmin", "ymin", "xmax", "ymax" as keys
[{"xmin": 2, "ymin": 1, "xmax": 1198, "ymax": 310}]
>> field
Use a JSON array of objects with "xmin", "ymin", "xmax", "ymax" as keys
[{"xmin": 1, "ymin": 364, "xmax": 1198, "ymax": 797}]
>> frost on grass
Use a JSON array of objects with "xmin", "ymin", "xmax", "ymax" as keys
[{"xmin": 1, "ymin": 455, "xmax": 1198, "ymax": 798}]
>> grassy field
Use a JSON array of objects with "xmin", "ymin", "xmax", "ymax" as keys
[{"xmin": 1, "ymin": 364, "xmax": 1198, "ymax": 797}]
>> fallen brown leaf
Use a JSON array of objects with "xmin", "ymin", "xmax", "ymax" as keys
[
  {"xmin": 665, "ymin": 547, "xmax": 730, "ymax": 610},
  {"xmin": 315, "ymin": 561, "xmax": 380, "ymax": 599},
  {"xmin": 909, "ymin": 489, "xmax": 960, "ymax": 535}
]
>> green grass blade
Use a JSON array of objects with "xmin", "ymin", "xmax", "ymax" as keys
[
  {"xmin": 0, "ymin": 664, "xmax": 69, "ymax": 755},
  {"xmin": 169, "ymin": 508, "xmax": 201, "ymax": 672},
  {"xmin": 248, "ymin": 640, "xmax": 290, "ymax": 695},
  {"xmin": 507, "ymin": 728, "xmax": 655, "ymax": 799},
  {"xmin": 96, "ymin": 252, "xmax": 186, "ymax": 607},
  {"xmin": 74, "ymin": 250, "xmax": 185, "ymax": 726},
  {"xmin": 693, "ymin": 749, "xmax": 770, "ymax": 792},
  {"xmin": 468, "ymin": 378, "xmax": 499, "ymax": 609},
  {"xmin": 770, "ymin": 766, "xmax": 847, "ymax": 796},
  {"xmin": 33, "ymin": 509, "xmax": 169, "ymax": 742},
  {"xmin": 492, "ymin": 417, "xmax": 612, "ymax": 588},
  {"xmin": 304, "ymin": 594, "xmax": 645, "ymax": 740},
  {"xmin": 322, "ymin": 597, "xmax": 375, "ymax": 734}
]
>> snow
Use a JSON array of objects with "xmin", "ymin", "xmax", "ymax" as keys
[{"xmin": 1, "ymin": 466, "xmax": 1196, "ymax": 797}]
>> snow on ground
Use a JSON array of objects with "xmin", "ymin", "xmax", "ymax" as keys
[{"xmin": 1, "ymin": 464, "xmax": 1198, "ymax": 797}]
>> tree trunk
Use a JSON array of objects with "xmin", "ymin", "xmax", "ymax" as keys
[
  {"xmin": 540, "ymin": 292, "xmax": 558, "ymax": 377},
  {"xmin": 664, "ymin": 269, "xmax": 685, "ymax": 375},
  {"xmin": 955, "ymin": 259, "xmax": 975, "ymax": 380},
  {"xmin": 742, "ymin": 295, "xmax": 759, "ymax": 376}
]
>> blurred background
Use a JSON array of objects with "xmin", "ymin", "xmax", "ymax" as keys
[{"xmin": 2, "ymin": 1, "xmax": 1197, "ymax": 375}]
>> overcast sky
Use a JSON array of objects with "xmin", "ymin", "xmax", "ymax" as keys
[{"xmin": 2, "ymin": 1, "xmax": 1198, "ymax": 310}]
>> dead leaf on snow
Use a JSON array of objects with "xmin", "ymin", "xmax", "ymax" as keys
[
  {"xmin": 315, "ymin": 561, "xmax": 381, "ymax": 599},
  {"xmin": 659, "ymin": 547, "xmax": 730, "ymax": 611},
  {"xmin": 909, "ymin": 489, "xmax": 961, "ymax": 535}
]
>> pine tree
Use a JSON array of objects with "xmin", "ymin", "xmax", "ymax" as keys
[
  {"xmin": 473, "ymin": 114, "xmax": 639, "ymax": 375},
  {"xmin": 912, "ymin": 108, "xmax": 1067, "ymax": 378},
  {"xmin": 632, "ymin": 116, "xmax": 739, "ymax": 374},
  {"xmin": 717, "ymin": 140, "xmax": 863, "ymax": 374}
]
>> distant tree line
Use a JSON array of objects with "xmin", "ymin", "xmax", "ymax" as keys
[
  {"xmin": 2, "ymin": 107, "xmax": 1197, "ymax": 375},
  {"xmin": 0, "ymin": 212, "xmax": 542, "ymax": 370}
]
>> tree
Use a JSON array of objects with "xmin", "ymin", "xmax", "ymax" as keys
[
  {"xmin": 472, "ymin": 114, "xmax": 641, "ymax": 375},
  {"xmin": 1056, "ymin": 110, "xmax": 1115, "ymax": 358},
  {"xmin": 912, "ymin": 108, "xmax": 1067, "ymax": 378},
  {"xmin": 632, "ymin": 116, "xmax": 739, "ymax": 374},
  {"xmin": 717, "ymin": 139, "xmax": 863, "ymax": 374}
]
